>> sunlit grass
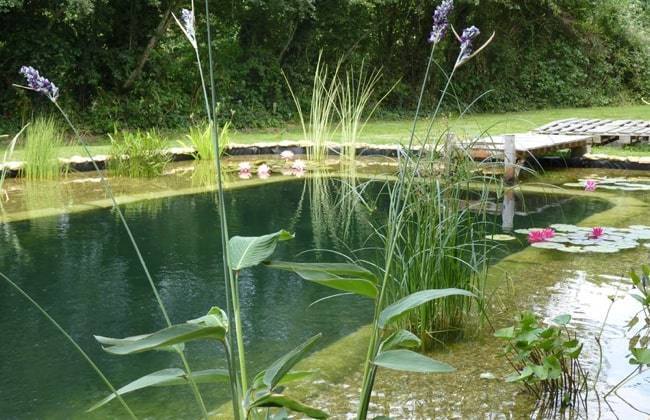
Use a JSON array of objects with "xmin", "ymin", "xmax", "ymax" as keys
[{"xmin": 23, "ymin": 117, "xmax": 64, "ymax": 181}]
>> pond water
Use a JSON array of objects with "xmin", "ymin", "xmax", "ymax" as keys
[{"xmin": 0, "ymin": 172, "xmax": 645, "ymax": 419}]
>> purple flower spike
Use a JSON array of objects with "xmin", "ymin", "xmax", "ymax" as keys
[
  {"xmin": 181, "ymin": 8, "xmax": 196, "ymax": 45},
  {"xmin": 19, "ymin": 66, "xmax": 59, "ymax": 101},
  {"xmin": 428, "ymin": 0, "xmax": 453, "ymax": 44},
  {"xmin": 458, "ymin": 26, "xmax": 480, "ymax": 63}
]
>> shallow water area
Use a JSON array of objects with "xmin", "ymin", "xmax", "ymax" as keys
[{"xmin": 0, "ymin": 162, "xmax": 649, "ymax": 419}]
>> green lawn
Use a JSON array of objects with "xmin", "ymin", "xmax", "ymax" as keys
[{"xmin": 2, "ymin": 104, "xmax": 649, "ymax": 159}]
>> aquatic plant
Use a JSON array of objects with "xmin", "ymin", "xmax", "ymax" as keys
[
  {"xmin": 238, "ymin": 161, "xmax": 252, "ymax": 173},
  {"xmin": 495, "ymin": 312, "xmax": 588, "ymax": 414},
  {"xmin": 566, "ymin": 176, "xmax": 650, "ymax": 192},
  {"xmin": 283, "ymin": 52, "xmax": 339, "ymax": 162},
  {"xmin": 109, "ymin": 129, "xmax": 171, "ymax": 178},
  {"xmin": 23, "ymin": 116, "xmax": 65, "ymax": 181},
  {"xmin": 0, "ymin": 124, "xmax": 29, "ymax": 199},
  {"xmin": 528, "ymin": 228, "xmax": 555, "ymax": 243},
  {"xmin": 335, "ymin": 61, "xmax": 395, "ymax": 162},
  {"xmin": 258, "ymin": 163, "xmax": 271, "ymax": 178},
  {"xmin": 280, "ymin": 150, "xmax": 294, "ymax": 160},
  {"xmin": 584, "ymin": 179, "xmax": 597, "ymax": 192},
  {"xmin": 517, "ymin": 224, "xmax": 650, "ymax": 253},
  {"xmin": 604, "ymin": 265, "xmax": 650, "ymax": 402},
  {"xmin": 183, "ymin": 121, "xmax": 230, "ymax": 161}
]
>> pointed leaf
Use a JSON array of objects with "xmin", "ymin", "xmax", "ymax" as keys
[
  {"xmin": 551, "ymin": 314, "xmax": 571, "ymax": 326},
  {"xmin": 263, "ymin": 334, "xmax": 322, "ymax": 389},
  {"xmin": 378, "ymin": 289, "xmax": 475, "ymax": 328},
  {"xmin": 250, "ymin": 393, "xmax": 328, "ymax": 419},
  {"xmin": 228, "ymin": 230, "xmax": 294, "ymax": 270},
  {"xmin": 94, "ymin": 334, "xmax": 185, "ymax": 353},
  {"xmin": 87, "ymin": 368, "xmax": 228, "ymax": 412},
  {"xmin": 265, "ymin": 261, "xmax": 378, "ymax": 298},
  {"xmin": 631, "ymin": 348, "xmax": 650, "ymax": 365},
  {"xmin": 373, "ymin": 349, "xmax": 455, "ymax": 373},
  {"xmin": 97, "ymin": 323, "xmax": 226, "ymax": 355},
  {"xmin": 494, "ymin": 326, "xmax": 515, "ymax": 339},
  {"xmin": 381, "ymin": 329, "xmax": 421, "ymax": 351}
]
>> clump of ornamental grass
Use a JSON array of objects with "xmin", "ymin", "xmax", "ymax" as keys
[
  {"xmin": 184, "ymin": 120, "xmax": 230, "ymax": 161},
  {"xmin": 109, "ymin": 129, "xmax": 171, "ymax": 178},
  {"xmin": 336, "ymin": 61, "xmax": 395, "ymax": 162},
  {"xmin": 23, "ymin": 116, "xmax": 65, "ymax": 181},
  {"xmin": 284, "ymin": 52, "xmax": 339, "ymax": 163},
  {"xmin": 385, "ymin": 147, "xmax": 495, "ymax": 348}
]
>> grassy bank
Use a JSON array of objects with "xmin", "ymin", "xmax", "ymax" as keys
[{"xmin": 1, "ymin": 105, "xmax": 648, "ymax": 160}]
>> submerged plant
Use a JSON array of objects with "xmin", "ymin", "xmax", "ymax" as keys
[
  {"xmin": 495, "ymin": 312, "xmax": 588, "ymax": 414},
  {"xmin": 23, "ymin": 116, "xmax": 65, "ymax": 181}
]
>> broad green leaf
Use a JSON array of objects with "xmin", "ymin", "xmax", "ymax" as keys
[
  {"xmin": 506, "ymin": 365, "xmax": 534, "ymax": 382},
  {"xmin": 265, "ymin": 261, "xmax": 378, "ymax": 299},
  {"xmin": 378, "ymin": 289, "xmax": 475, "ymax": 328},
  {"xmin": 250, "ymin": 393, "xmax": 328, "ymax": 419},
  {"xmin": 381, "ymin": 329, "xmax": 421, "ymax": 351},
  {"xmin": 530, "ymin": 364, "xmax": 548, "ymax": 380},
  {"xmin": 228, "ymin": 230, "xmax": 294, "ymax": 271},
  {"xmin": 94, "ymin": 334, "xmax": 184, "ymax": 353},
  {"xmin": 543, "ymin": 356, "xmax": 562, "ymax": 380},
  {"xmin": 631, "ymin": 348, "xmax": 650, "ymax": 365},
  {"xmin": 551, "ymin": 314, "xmax": 571, "ymax": 326},
  {"xmin": 278, "ymin": 370, "xmax": 317, "ymax": 385},
  {"xmin": 97, "ymin": 323, "xmax": 226, "ymax": 355},
  {"xmin": 187, "ymin": 306, "xmax": 229, "ymax": 330},
  {"xmin": 263, "ymin": 334, "xmax": 322, "ymax": 389},
  {"xmin": 373, "ymin": 349, "xmax": 455, "ymax": 373},
  {"xmin": 494, "ymin": 326, "xmax": 515, "ymax": 339},
  {"xmin": 88, "ymin": 368, "xmax": 228, "ymax": 411}
]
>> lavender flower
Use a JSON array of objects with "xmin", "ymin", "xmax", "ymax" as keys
[
  {"xmin": 458, "ymin": 26, "xmax": 480, "ymax": 63},
  {"xmin": 428, "ymin": 0, "xmax": 453, "ymax": 44},
  {"xmin": 181, "ymin": 8, "xmax": 196, "ymax": 46},
  {"xmin": 19, "ymin": 66, "xmax": 59, "ymax": 101}
]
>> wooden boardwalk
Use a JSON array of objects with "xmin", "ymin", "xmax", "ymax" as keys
[
  {"xmin": 465, "ymin": 133, "xmax": 595, "ymax": 160},
  {"xmin": 535, "ymin": 118, "xmax": 650, "ymax": 144}
]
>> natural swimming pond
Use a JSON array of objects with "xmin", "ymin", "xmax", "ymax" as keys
[{"xmin": 0, "ymin": 171, "xmax": 648, "ymax": 418}]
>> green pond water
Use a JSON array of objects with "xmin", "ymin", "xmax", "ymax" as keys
[{"xmin": 0, "ymin": 170, "xmax": 648, "ymax": 419}]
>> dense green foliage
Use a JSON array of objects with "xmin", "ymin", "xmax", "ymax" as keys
[{"xmin": 1, "ymin": 0, "xmax": 649, "ymax": 133}]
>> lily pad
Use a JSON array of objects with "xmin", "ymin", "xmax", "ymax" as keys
[
  {"xmin": 487, "ymin": 234, "xmax": 516, "ymax": 241},
  {"xmin": 531, "ymin": 242, "xmax": 567, "ymax": 250}
]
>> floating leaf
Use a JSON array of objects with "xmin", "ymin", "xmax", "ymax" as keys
[
  {"xmin": 378, "ymin": 289, "xmax": 475, "ymax": 328},
  {"xmin": 551, "ymin": 314, "xmax": 571, "ymax": 326},
  {"xmin": 487, "ymin": 234, "xmax": 516, "ymax": 241},
  {"xmin": 228, "ymin": 230, "xmax": 294, "ymax": 271},
  {"xmin": 373, "ymin": 350, "xmax": 455, "ymax": 373},
  {"xmin": 265, "ymin": 261, "xmax": 378, "ymax": 298}
]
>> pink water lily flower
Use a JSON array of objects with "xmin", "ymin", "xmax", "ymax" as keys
[
  {"xmin": 280, "ymin": 150, "xmax": 295, "ymax": 160},
  {"xmin": 589, "ymin": 227, "xmax": 604, "ymax": 239},
  {"xmin": 238, "ymin": 161, "xmax": 252, "ymax": 173},
  {"xmin": 292, "ymin": 159, "xmax": 306, "ymax": 171},
  {"xmin": 528, "ymin": 228, "xmax": 555, "ymax": 244},
  {"xmin": 584, "ymin": 179, "xmax": 597, "ymax": 192},
  {"xmin": 258, "ymin": 164, "xmax": 271, "ymax": 178}
]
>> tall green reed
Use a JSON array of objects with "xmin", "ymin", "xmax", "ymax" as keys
[
  {"xmin": 23, "ymin": 116, "xmax": 64, "ymax": 181},
  {"xmin": 284, "ymin": 52, "xmax": 339, "ymax": 163},
  {"xmin": 336, "ymin": 61, "xmax": 394, "ymax": 162}
]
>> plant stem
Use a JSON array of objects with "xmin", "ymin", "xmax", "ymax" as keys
[
  {"xmin": 0, "ymin": 272, "xmax": 138, "ymax": 420},
  {"xmin": 52, "ymin": 100, "xmax": 209, "ymax": 420},
  {"xmin": 202, "ymin": 0, "xmax": 245, "ymax": 417}
]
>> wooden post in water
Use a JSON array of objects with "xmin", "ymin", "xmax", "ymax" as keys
[
  {"xmin": 502, "ymin": 188, "xmax": 515, "ymax": 232},
  {"xmin": 503, "ymin": 134, "xmax": 517, "ymax": 184}
]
